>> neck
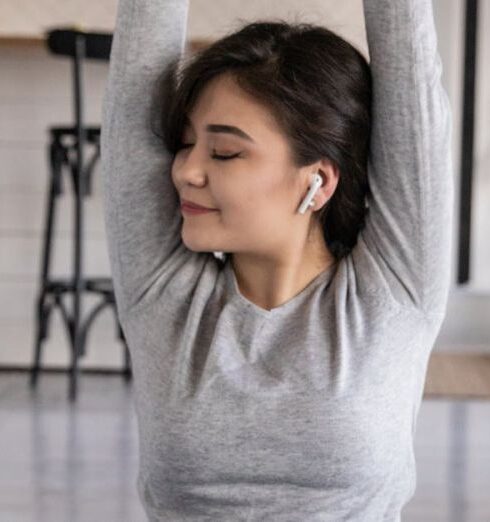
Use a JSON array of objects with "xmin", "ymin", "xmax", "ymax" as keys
[{"xmin": 229, "ymin": 229, "xmax": 336, "ymax": 311}]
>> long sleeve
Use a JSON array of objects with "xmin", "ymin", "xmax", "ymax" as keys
[
  {"xmin": 100, "ymin": 0, "xmax": 190, "ymax": 319},
  {"xmin": 357, "ymin": 0, "xmax": 454, "ymax": 316}
]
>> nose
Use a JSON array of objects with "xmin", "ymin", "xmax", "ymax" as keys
[{"xmin": 174, "ymin": 146, "xmax": 208, "ymax": 187}]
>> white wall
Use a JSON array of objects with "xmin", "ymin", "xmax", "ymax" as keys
[
  {"xmin": 0, "ymin": 0, "xmax": 488, "ymax": 369},
  {"xmin": 0, "ymin": 0, "xmax": 366, "ymax": 47},
  {"xmin": 0, "ymin": 44, "xmax": 118, "ymax": 369}
]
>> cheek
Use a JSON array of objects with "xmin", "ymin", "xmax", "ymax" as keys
[
  {"xmin": 226, "ymin": 179, "xmax": 263, "ymax": 213},
  {"xmin": 170, "ymin": 161, "xmax": 179, "ymax": 189},
  {"xmin": 225, "ymin": 180, "xmax": 284, "ymax": 230},
  {"xmin": 214, "ymin": 159, "xmax": 293, "ymax": 223}
]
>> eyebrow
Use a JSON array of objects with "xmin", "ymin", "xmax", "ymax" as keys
[{"xmin": 183, "ymin": 116, "xmax": 256, "ymax": 143}]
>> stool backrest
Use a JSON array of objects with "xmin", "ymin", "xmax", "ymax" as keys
[
  {"xmin": 46, "ymin": 28, "xmax": 112, "ymax": 61},
  {"xmin": 44, "ymin": 28, "xmax": 113, "ymax": 164}
]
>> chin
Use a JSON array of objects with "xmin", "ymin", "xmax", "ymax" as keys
[
  {"xmin": 181, "ymin": 234, "xmax": 214, "ymax": 254},
  {"xmin": 181, "ymin": 226, "xmax": 229, "ymax": 257}
]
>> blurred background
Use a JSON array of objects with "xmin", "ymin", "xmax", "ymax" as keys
[{"xmin": 0, "ymin": 0, "xmax": 488, "ymax": 521}]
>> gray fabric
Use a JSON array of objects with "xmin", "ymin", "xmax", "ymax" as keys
[{"xmin": 100, "ymin": 0, "xmax": 454, "ymax": 520}]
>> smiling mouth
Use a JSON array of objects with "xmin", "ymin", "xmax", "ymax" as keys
[{"xmin": 181, "ymin": 204, "xmax": 219, "ymax": 214}]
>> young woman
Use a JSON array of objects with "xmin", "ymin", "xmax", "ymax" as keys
[{"xmin": 101, "ymin": 0, "xmax": 453, "ymax": 519}]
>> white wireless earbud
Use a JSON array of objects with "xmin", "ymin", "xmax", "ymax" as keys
[{"xmin": 298, "ymin": 173, "xmax": 323, "ymax": 214}]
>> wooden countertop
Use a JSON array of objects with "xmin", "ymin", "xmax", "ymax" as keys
[
  {"xmin": 0, "ymin": 35, "xmax": 44, "ymax": 47},
  {"xmin": 0, "ymin": 35, "xmax": 211, "ymax": 52}
]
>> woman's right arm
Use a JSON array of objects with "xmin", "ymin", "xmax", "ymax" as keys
[{"xmin": 101, "ymin": 0, "xmax": 190, "ymax": 319}]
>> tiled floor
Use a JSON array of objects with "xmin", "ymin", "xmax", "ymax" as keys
[{"xmin": 0, "ymin": 372, "xmax": 489, "ymax": 521}]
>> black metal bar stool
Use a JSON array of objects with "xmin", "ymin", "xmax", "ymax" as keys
[{"xmin": 29, "ymin": 28, "xmax": 132, "ymax": 401}]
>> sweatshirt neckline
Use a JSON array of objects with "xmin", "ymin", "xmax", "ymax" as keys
[{"xmin": 224, "ymin": 257, "xmax": 338, "ymax": 318}]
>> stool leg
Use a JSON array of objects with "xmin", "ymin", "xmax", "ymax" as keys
[
  {"xmin": 30, "ymin": 139, "xmax": 63, "ymax": 389},
  {"xmin": 112, "ymin": 301, "xmax": 132, "ymax": 381},
  {"xmin": 69, "ymin": 153, "xmax": 85, "ymax": 402},
  {"xmin": 69, "ymin": 196, "xmax": 83, "ymax": 402},
  {"xmin": 120, "ymin": 326, "xmax": 132, "ymax": 382},
  {"xmin": 123, "ymin": 342, "xmax": 132, "ymax": 381},
  {"xmin": 30, "ymin": 297, "xmax": 48, "ymax": 389}
]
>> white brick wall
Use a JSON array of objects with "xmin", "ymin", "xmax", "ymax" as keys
[{"xmin": 0, "ymin": 0, "xmax": 488, "ymax": 369}]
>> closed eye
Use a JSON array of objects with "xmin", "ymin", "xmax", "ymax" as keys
[{"xmin": 177, "ymin": 143, "xmax": 241, "ymax": 161}]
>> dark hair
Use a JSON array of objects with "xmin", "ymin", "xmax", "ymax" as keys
[{"xmin": 151, "ymin": 19, "xmax": 372, "ymax": 261}]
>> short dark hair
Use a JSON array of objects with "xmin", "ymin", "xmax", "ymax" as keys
[{"xmin": 151, "ymin": 19, "xmax": 372, "ymax": 261}]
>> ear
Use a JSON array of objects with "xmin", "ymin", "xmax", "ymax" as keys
[{"xmin": 303, "ymin": 158, "xmax": 340, "ymax": 212}]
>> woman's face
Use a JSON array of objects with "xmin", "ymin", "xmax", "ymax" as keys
[{"xmin": 171, "ymin": 73, "xmax": 318, "ymax": 261}]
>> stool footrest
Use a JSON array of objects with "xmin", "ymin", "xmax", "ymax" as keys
[
  {"xmin": 45, "ymin": 277, "xmax": 114, "ymax": 298},
  {"xmin": 50, "ymin": 126, "xmax": 100, "ymax": 144}
]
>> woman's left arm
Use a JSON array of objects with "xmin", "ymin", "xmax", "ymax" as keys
[{"xmin": 358, "ymin": 0, "xmax": 454, "ymax": 317}]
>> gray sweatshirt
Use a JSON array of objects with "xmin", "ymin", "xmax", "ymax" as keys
[{"xmin": 100, "ymin": 0, "xmax": 454, "ymax": 520}]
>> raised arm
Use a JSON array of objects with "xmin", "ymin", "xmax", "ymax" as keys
[
  {"xmin": 356, "ymin": 0, "xmax": 454, "ymax": 316},
  {"xmin": 101, "ymin": 0, "xmax": 190, "ymax": 318}
]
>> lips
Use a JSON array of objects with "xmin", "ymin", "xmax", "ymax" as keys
[{"xmin": 180, "ymin": 199, "xmax": 217, "ymax": 211}]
